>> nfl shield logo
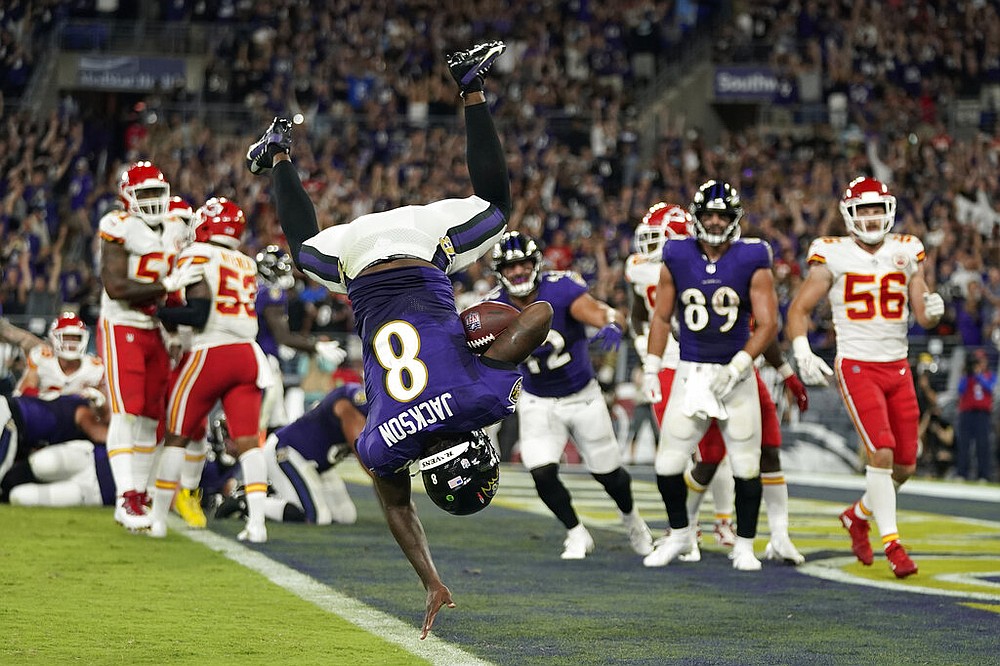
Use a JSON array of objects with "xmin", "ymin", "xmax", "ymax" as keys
[{"xmin": 465, "ymin": 312, "xmax": 482, "ymax": 331}]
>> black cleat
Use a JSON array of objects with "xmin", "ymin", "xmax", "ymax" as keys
[
  {"xmin": 214, "ymin": 488, "xmax": 248, "ymax": 520},
  {"xmin": 245, "ymin": 117, "xmax": 292, "ymax": 174},
  {"xmin": 446, "ymin": 41, "xmax": 506, "ymax": 96}
]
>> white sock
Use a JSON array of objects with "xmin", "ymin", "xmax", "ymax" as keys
[
  {"xmin": 761, "ymin": 471, "xmax": 789, "ymax": 538},
  {"xmin": 131, "ymin": 416, "xmax": 159, "ymax": 494},
  {"xmin": 150, "ymin": 446, "xmax": 185, "ymax": 524},
  {"xmin": 240, "ymin": 448, "xmax": 268, "ymax": 529},
  {"xmin": 864, "ymin": 465, "xmax": 899, "ymax": 543},
  {"xmin": 106, "ymin": 414, "xmax": 135, "ymax": 497},
  {"xmin": 709, "ymin": 456, "xmax": 735, "ymax": 522},
  {"xmin": 263, "ymin": 496, "xmax": 288, "ymax": 522},
  {"xmin": 684, "ymin": 469, "xmax": 707, "ymax": 528},
  {"xmin": 180, "ymin": 438, "xmax": 209, "ymax": 490}
]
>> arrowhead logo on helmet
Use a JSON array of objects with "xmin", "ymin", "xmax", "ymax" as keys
[{"xmin": 193, "ymin": 197, "xmax": 246, "ymax": 249}]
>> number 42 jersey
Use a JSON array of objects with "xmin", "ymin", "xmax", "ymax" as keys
[{"xmin": 805, "ymin": 233, "xmax": 925, "ymax": 363}]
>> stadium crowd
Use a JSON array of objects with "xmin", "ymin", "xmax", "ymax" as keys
[{"xmin": 1, "ymin": 0, "xmax": 999, "ymax": 486}]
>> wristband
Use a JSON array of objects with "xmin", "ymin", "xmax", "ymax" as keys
[{"xmin": 776, "ymin": 362, "xmax": 795, "ymax": 380}]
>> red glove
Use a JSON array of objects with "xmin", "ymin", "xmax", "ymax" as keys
[{"xmin": 783, "ymin": 373, "xmax": 809, "ymax": 412}]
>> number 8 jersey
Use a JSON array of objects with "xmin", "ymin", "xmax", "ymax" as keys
[
  {"xmin": 663, "ymin": 237, "xmax": 772, "ymax": 364},
  {"xmin": 805, "ymin": 233, "xmax": 925, "ymax": 362}
]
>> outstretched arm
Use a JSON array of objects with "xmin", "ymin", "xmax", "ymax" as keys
[
  {"xmin": 463, "ymin": 92, "xmax": 510, "ymax": 219},
  {"xmin": 270, "ymin": 154, "xmax": 319, "ymax": 268},
  {"xmin": 371, "ymin": 472, "xmax": 454, "ymax": 639}
]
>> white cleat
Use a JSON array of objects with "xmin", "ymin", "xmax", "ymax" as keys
[
  {"xmin": 731, "ymin": 536, "xmax": 762, "ymax": 571},
  {"xmin": 714, "ymin": 519, "xmax": 736, "ymax": 547},
  {"xmin": 622, "ymin": 511, "xmax": 654, "ymax": 556},
  {"xmin": 677, "ymin": 528, "xmax": 702, "ymax": 562},
  {"xmin": 764, "ymin": 536, "xmax": 805, "ymax": 565},
  {"xmin": 643, "ymin": 526, "xmax": 695, "ymax": 567},
  {"xmin": 114, "ymin": 494, "xmax": 152, "ymax": 533},
  {"xmin": 148, "ymin": 520, "xmax": 167, "ymax": 538},
  {"xmin": 561, "ymin": 525, "xmax": 595, "ymax": 560},
  {"xmin": 237, "ymin": 523, "xmax": 268, "ymax": 544}
]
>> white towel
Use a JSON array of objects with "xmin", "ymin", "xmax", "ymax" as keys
[{"xmin": 681, "ymin": 364, "xmax": 728, "ymax": 421}]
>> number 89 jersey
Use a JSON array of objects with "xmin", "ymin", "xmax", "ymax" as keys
[
  {"xmin": 663, "ymin": 237, "xmax": 772, "ymax": 364},
  {"xmin": 176, "ymin": 242, "xmax": 259, "ymax": 349},
  {"xmin": 805, "ymin": 234, "xmax": 925, "ymax": 362}
]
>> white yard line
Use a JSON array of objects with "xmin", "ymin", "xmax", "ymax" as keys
[{"xmin": 175, "ymin": 517, "xmax": 492, "ymax": 666}]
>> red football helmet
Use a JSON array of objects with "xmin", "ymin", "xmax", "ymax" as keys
[
  {"xmin": 167, "ymin": 196, "xmax": 194, "ymax": 224},
  {"xmin": 634, "ymin": 202, "xmax": 691, "ymax": 256},
  {"xmin": 49, "ymin": 312, "xmax": 89, "ymax": 360},
  {"xmin": 193, "ymin": 197, "xmax": 246, "ymax": 249},
  {"xmin": 840, "ymin": 176, "xmax": 896, "ymax": 245},
  {"xmin": 119, "ymin": 161, "xmax": 170, "ymax": 222}
]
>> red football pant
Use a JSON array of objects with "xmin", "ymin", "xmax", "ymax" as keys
[
  {"xmin": 835, "ymin": 357, "xmax": 918, "ymax": 466},
  {"xmin": 98, "ymin": 320, "xmax": 169, "ymax": 421}
]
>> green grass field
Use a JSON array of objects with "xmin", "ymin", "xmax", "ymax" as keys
[{"xmin": 3, "ymin": 464, "xmax": 998, "ymax": 665}]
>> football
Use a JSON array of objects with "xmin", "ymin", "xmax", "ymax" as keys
[{"xmin": 460, "ymin": 300, "xmax": 519, "ymax": 352}]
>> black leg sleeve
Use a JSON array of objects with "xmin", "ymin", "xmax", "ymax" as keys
[
  {"xmin": 0, "ymin": 460, "xmax": 38, "ymax": 503},
  {"xmin": 271, "ymin": 160, "xmax": 320, "ymax": 267},
  {"xmin": 530, "ymin": 463, "xmax": 579, "ymax": 529},
  {"xmin": 734, "ymin": 476, "xmax": 763, "ymax": 539},
  {"xmin": 592, "ymin": 467, "xmax": 634, "ymax": 515},
  {"xmin": 464, "ymin": 102, "xmax": 510, "ymax": 219},
  {"xmin": 656, "ymin": 473, "xmax": 689, "ymax": 530}
]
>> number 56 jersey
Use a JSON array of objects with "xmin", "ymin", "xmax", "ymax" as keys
[{"xmin": 805, "ymin": 234, "xmax": 925, "ymax": 363}]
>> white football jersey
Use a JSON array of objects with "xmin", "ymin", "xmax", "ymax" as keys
[
  {"xmin": 624, "ymin": 252, "xmax": 680, "ymax": 368},
  {"xmin": 25, "ymin": 345, "xmax": 105, "ymax": 399},
  {"xmin": 98, "ymin": 211, "xmax": 191, "ymax": 328},
  {"xmin": 177, "ymin": 242, "xmax": 259, "ymax": 349},
  {"xmin": 806, "ymin": 233, "xmax": 926, "ymax": 362}
]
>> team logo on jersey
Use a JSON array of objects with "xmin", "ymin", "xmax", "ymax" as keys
[
  {"xmin": 439, "ymin": 236, "xmax": 455, "ymax": 259},
  {"xmin": 508, "ymin": 377, "xmax": 523, "ymax": 405},
  {"xmin": 892, "ymin": 253, "xmax": 909, "ymax": 269},
  {"xmin": 353, "ymin": 389, "xmax": 368, "ymax": 407}
]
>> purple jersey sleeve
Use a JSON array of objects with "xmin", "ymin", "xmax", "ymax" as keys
[
  {"xmin": 275, "ymin": 384, "xmax": 369, "ymax": 473},
  {"xmin": 663, "ymin": 238, "xmax": 772, "ymax": 364}
]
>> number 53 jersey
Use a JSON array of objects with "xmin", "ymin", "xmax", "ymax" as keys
[
  {"xmin": 805, "ymin": 234, "xmax": 925, "ymax": 363},
  {"xmin": 176, "ymin": 241, "xmax": 259, "ymax": 349}
]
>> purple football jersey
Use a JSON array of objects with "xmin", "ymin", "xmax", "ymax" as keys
[
  {"xmin": 348, "ymin": 266, "xmax": 522, "ymax": 477},
  {"xmin": 10, "ymin": 395, "xmax": 89, "ymax": 453},
  {"xmin": 275, "ymin": 383, "xmax": 369, "ymax": 473},
  {"xmin": 497, "ymin": 271, "xmax": 593, "ymax": 397},
  {"xmin": 255, "ymin": 284, "xmax": 289, "ymax": 358},
  {"xmin": 662, "ymin": 238, "xmax": 773, "ymax": 363}
]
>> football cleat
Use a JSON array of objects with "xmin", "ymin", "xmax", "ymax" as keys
[
  {"xmin": 174, "ymin": 488, "xmax": 207, "ymax": 529},
  {"xmin": 148, "ymin": 520, "xmax": 167, "ymax": 539},
  {"xmin": 114, "ymin": 490, "xmax": 152, "ymax": 532},
  {"xmin": 677, "ymin": 529, "xmax": 702, "ymax": 563},
  {"xmin": 561, "ymin": 524, "xmax": 595, "ymax": 560},
  {"xmin": 446, "ymin": 41, "xmax": 506, "ymax": 95},
  {"xmin": 764, "ymin": 535, "xmax": 806, "ymax": 565},
  {"xmin": 246, "ymin": 116, "xmax": 292, "ymax": 174},
  {"xmin": 885, "ymin": 540, "xmax": 918, "ymax": 578},
  {"xmin": 643, "ymin": 525, "xmax": 695, "ymax": 567},
  {"xmin": 714, "ymin": 518, "xmax": 736, "ymax": 547},
  {"xmin": 622, "ymin": 511, "xmax": 654, "ymax": 556},
  {"xmin": 731, "ymin": 537, "xmax": 762, "ymax": 571},
  {"xmin": 237, "ymin": 522, "xmax": 268, "ymax": 544},
  {"xmin": 214, "ymin": 489, "xmax": 248, "ymax": 520},
  {"xmin": 839, "ymin": 507, "xmax": 874, "ymax": 565}
]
